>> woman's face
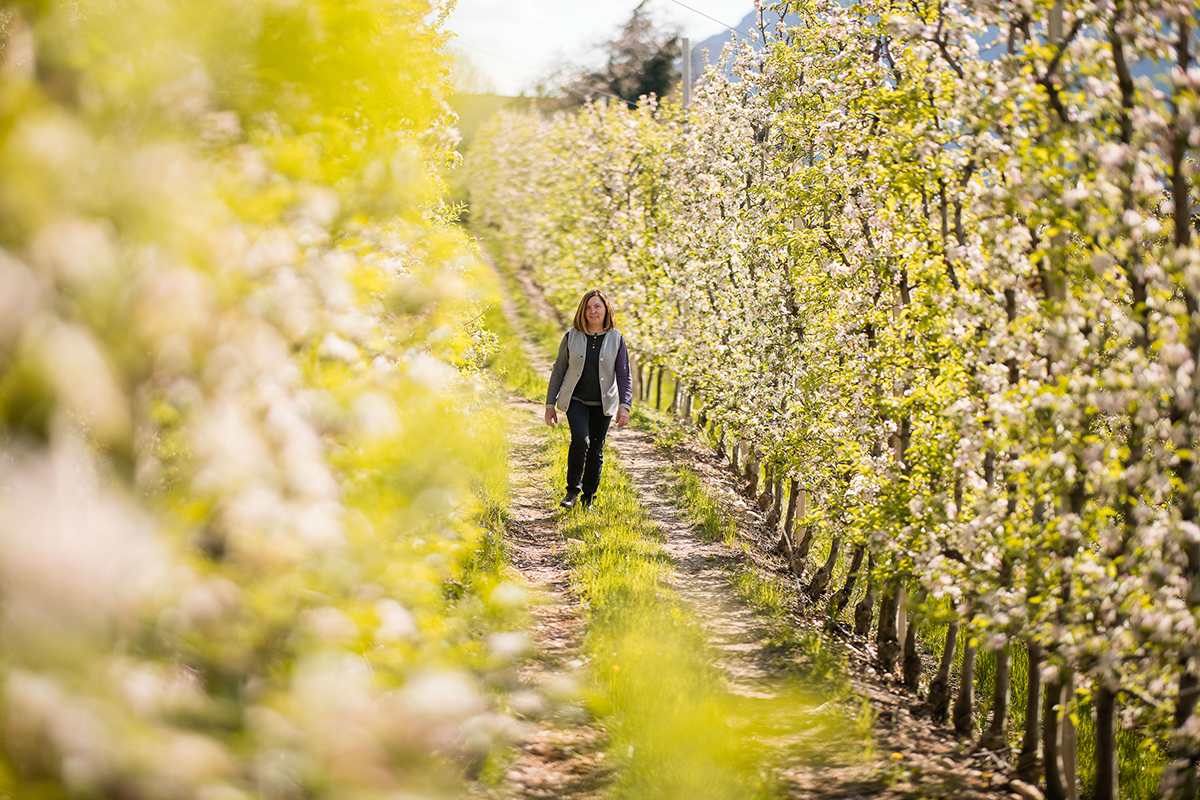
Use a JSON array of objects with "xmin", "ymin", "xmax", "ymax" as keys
[{"xmin": 585, "ymin": 296, "xmax": 605, "ymax": 330}]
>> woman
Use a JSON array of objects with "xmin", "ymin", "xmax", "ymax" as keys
[{"xmin": 545, "ymin": 289, "xmax": 632, "ymax": 510}]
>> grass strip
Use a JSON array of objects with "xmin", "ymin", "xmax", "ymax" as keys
[
  {"xmin": 475, "ymin": 231, "xmax": 562, "ymax": 355},
  {"xmin": 478, "ymin": 266, "xmax": 544, "ymax": 401},
  {"xmin": 543, "ymin": 423, "xmax": 866, "ymax": 799}
]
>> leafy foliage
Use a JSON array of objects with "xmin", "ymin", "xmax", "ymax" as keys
[
  {"xmin": 0, "ymin": 0, "xmax": 527, "ymax": 796},
  {"xmin": 468, "ymin": 0, "xmax": 1200, "ymax": 791}
]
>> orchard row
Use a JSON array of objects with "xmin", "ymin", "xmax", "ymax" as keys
[
  {"xmin": 0, "ymin": 1, "xmax": 522, "ymax": 797},
  {"xmin": 467, "ymin": 1, "xmax": 1200, "ymax": 797}
]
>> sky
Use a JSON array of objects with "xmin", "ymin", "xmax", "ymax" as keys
[{"xmin": 445, "ymin": 0, "xmax": 753, "ymax": 96}]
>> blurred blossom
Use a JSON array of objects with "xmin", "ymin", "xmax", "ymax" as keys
[
  {"xmin": 193, "ymin": 401, "xmax": 276, "ymax": 494},
  {"xmin": 0, "ymin": 251, "xmax": 41, "ymax": 345},
  {"xmin": 178, "ymin": 576, "xmax": 243, "ymax": 628},
  {"xmin": 201, "ymin": 110, "xmax": 242, "ymax": 144},
  {"xmin": 0, "ymin": 15, "xmax": 35, "ymax": 80},
  {"xmin": 404, "ymin": 351, "xmax": 458, "ymax": 390},
  {"xmin": 244, "ymin": 229, "xmax": 299, "ymax": 276},
  {"xmin": 391, "ymin": 670, "xmax": 486, "ymax": 751},
  {"xmin": 0, "ymin": 440, "xmax": 169, "ymax": 634},
  {"xmin": 314, "ymin": 251, "xmax": 357, "ymax": 310},
  {"xmin": 488, "ymin": 582, "xmax": 527, "ymax": 612},
  {"xmin": 303, "ymin": 607, "xmax": 358, "ymax": 642},
  {"xmin": 318, "ymin": 332, "xmax": 361, "ymax": 363},
  {"xmin": 0, "ymin": 0, "xmax": 536, "ymax": 792},
  {"xmin": 131, "ymin": 265, "xmax": 216, "ymax": 346},
  {"xmin": 375, "ymin": 599, "xmax": 418, "ymax": 642},
  {"xmin": 8, "ymin": 111, "xmax": 92, "ymax": 179},
  {"xmin": 354, "ymin": 391, "xmax": 401, "ymax": 436},
  {"xmin": 294, "ymin": 187, "xmax": 340, "ymax": 231},
  {"xmin": 153, "ymin": 66, "xmax": 216, "ymax": 123},
  {"xmin": 29, "ymin": 217, "xmax": 117, "ymax": 289},
  {"xmin": 260, "ymin": 268, "xmax": 317, "ymax": 341},
  {"xmin": 28, "ymin": 317, "xmax": 131, "ymax": 442},
  {"xmin": 5, "ymin": 672, "xmax": 115, "ymax": 790},
  {"xmin": 292, "ymin": 500, "xmax": 345, "ymax": 550},
  {"xmin": 113, "ymin": 660, "xmax": 206, "ymax": 719},
  {"xmin": 154, "ymin": 732, "xmax": 236, "ymax": 787},
  {"xmin": 487, "ymin": 631, "xmax": 532, "ymax": 662}
]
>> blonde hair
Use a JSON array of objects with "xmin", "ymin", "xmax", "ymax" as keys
[{"xmin": 572, "ymin": 289, "xmax": 615, "ymax": 333}]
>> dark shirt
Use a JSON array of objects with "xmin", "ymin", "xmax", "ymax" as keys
[{"xmin": 574, "ymin": 331, "xmax": 606, "ymax": 405}]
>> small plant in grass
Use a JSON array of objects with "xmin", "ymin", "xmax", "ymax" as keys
[
  {"xmin": 666, "ymin": 464, "xmax": 738, "ymax": 546},
  {"xmin": 734, "ymin": 571, "xmax": 789, "ymax": 617}
]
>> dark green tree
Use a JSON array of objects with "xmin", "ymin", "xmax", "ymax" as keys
[{"xmin": 565, "ymin": 1, "xmax": 680, "ymax": 108}]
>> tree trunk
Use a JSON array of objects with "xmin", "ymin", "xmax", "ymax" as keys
[
  {"xmin": 766, "ymin": 474, "xmax": 784, "ymax": 527},
  {"xmin": 1018, "ymin": 641, "xmax": 1044, "ymax": 782},
  {"xmin": 1044, "ymin": 676, "xmax": 1067, "ymax": 800},
  {"xmin": 1094, "ymin": 684, "xmax": 1117, "ymax": 800},
  {"xmin": 1163, "ymin": 20, "xmax": 1200, "ymax": 789},
  {"xmin": 980, "ymin": 639, "xmax": 1013, "ymax": 751},
  {"xmin": 792, "ymin": 522, "xmax": 817, "ymax": 578},
  {"xmin": 757, "ymin": 463, "xmax": 774, "ymax": 512},
  {"xmin": 876, "ymin": 583, "xmax": 901, "ymax": 673},
  {"xmin": 953, "ymin": 641, "xmax": 977, "ymax": 738},
  {"xmin": 781, "ymin": 485, "xmax": 805, "ymax": 577},
  {"xmin": 1163, "ymin": 545, "xmax": 1200, "ymax": 799},
  {"xmin": 928, "ymin": 620, "xmax": 958, "ymax": 723},
  {"xmin": 744, "ymin": 449, "xmax": 759, "ymax": 494},
  {"xmin": 655, "ymin": 366, "xmax": 664, "ymax": 410},
  {"xmin": 1064, "ymin": 671, "xmax": 1077, "ymax": 800},
  {"xmin": 783, "ymin": 479, "xmax": 800, "ymax": 540},
  {"xmin": 1043, "ymin": 669, "xmax": 1077, "ymax": 800},
  {"xmin": 902, "ymin": 606, "xmax": 921, "ymax": 692},
  {"xmin": 806, "ymin": 534, "xmax": 841, "ymax": 601},
  {"xmin": 831, "ymin": 544, "xmax": 865, "ymax": 617},
  {"xmin": 853, "ymin": 553, "xmax": 876, "ymax": 636},
  {"xmin": 731, "ymin": 440, "xmax": 739, "ymax": 474}
]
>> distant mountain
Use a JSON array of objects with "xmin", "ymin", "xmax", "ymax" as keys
[
  {"xmin": 685, "ymin": 5, "xmax": 1168, "ymax": 84},
  {"xmin": 686, "ymin": 6, "xmax": 802, "ymax": 81}
]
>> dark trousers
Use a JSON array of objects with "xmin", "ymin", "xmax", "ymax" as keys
[{"xmin": 566, "ymin": 399, "xmax": 611, "ymax": 498}]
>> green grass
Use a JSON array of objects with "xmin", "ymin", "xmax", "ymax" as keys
[
  {"xmin": 539, "ymin": 423, "xmax": 867, "ymax": 798},
  {"xmin": 733, "ymin": 570, "xmax": 789, "ymax": 617},
  {"xmin": 475, "ymin": 230, "xmax": 562, "ymax": 354},
  {"xmin": 480, "ymin": 290, "xmax": 542, "ymax": 400},
  {"xmin": 663, "ymin": 463, "xmax": 737, "ymax": 546},
  {"xmin": 966, "ymin": 640, "xmax": 1167, "ymax": 800}
]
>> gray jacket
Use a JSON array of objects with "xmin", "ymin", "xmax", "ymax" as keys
[{"xmin": 545, "ymin": 328, "xmax": 633, "ymax": 417}]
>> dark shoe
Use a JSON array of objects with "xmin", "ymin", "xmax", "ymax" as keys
[
  {"xmin": 560, "ymin": 491, "xmax": 579, "ymax": 509},
  {"xmin": 581, "ymin": 494, "xmax": 594, "ymax": 511}
]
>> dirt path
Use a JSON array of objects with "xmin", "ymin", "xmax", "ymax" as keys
[
  {"xmin": 606, "ymin": 427, "xmax": 779, "ymax": 698},
  {"xmin": 495, "ymin": 397, "xmax": 612, "ymax": 799},
  {"xmin": 484, "ymin": 266, "xmax": 613, "ymax": 798},
  {"xmin": 490, "ymin": 256, "xmax": 1015, "ymax": 799}
]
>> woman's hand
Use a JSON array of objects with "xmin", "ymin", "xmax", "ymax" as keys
[
  {"xmin": 545, "ymin": 407, "xmax": 558, "ymax": 426},
  {"xmin": 616, "ymin": 407, "xmax": 629, "ymax": 429}
]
